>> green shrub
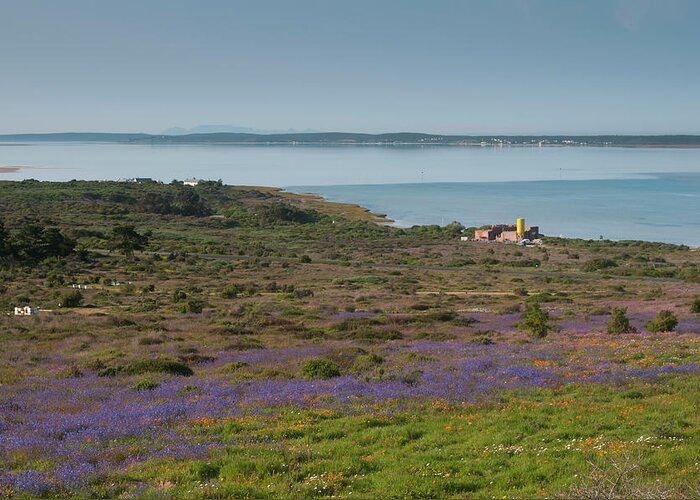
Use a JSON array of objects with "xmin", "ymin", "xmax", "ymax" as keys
[
  {"xmin": 690, "ymin": 297, "xmax": 700, "ymax": 314},
  {"xmin": 213, "ymin": 324, "xmax": 254, "ymax": 336},
  {"xmin": 518, "ymin": 303, "xmax": 552, "ymax": 339},
  {"xmin": 183, "ymin": 299, "xmax": 205, "ymax": 314},
  {"xmin": 172, "ymin": 288, "xmax": 187, "ymax": 303},
  {"xmin": 132, "ymin": 379, "xmax": 160, "ymax": 391},
  {"xmin": 59, "ymin": 290, "xmax": 83, "ymax": 308},
  {"xmin": 427, "ymin": 310, "xmax": 457, "ymax": 322},
  {"xmin": 479, "ymin": 257, "xmax": 500, "ymax": 266},
  {"xmin": 607, "ymin": 307, "xmax": 637, "ymax": 334},
  {"xmin": 226, "ymin": 337, "xmax": 263, "ymax": 350},
  {"xmin": 333, "ymin": 276, "xmax": 387, "ymax": 285},
  {"xmin": 258, "ymin": 203, "xmax": 318, "ymax": 224},
  {"xmin": 401, "ymin": 370, "xmax": 423, "ymax": 386},
  {"xmin": 97, "ymin": 367, "xmax": 119, "ymax": 377},
  {"xmin": 55, "ymin": 365, "xmax": 84, "ymax": 379},
  {"xmin": 222, "ymin": 285, "xmax": 241, "ymax": 299},
  {"xmin": 646, "ymin": 310, "xmax": 678, "ymax": 333},
  {"xmin": 359, "ymin": 329, "xmax": 402, "ymax": 341},
  {"xmin": 352, "ymin": 353, "xmax": 384, "ymax": 373},
  {"xmin": 126, "ymin": 358, "xmax": 194, "ymax": 376},
  {"xmin": 220, "ymin": 361, "xmax": 248, "ymax": 373},
  {"xmin": 301, "ymin": 359, "xmax": 341, "ymax": 379},
  {"xmin": 525, "ymin": 292, "xmax": 571, "ymax": 304},
  {"xmin": 504, "ymin": 259, "xmax": 541, "ymax": 268},
  {"xmin": 471, "ymin": 336, "xmax": 494, "ymax": 345},
  {"xmin": 582, "ymin": 258, "xmax": 618, "ymax": 272}
]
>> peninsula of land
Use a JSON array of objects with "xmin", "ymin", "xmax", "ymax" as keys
[{"xmin": 1, "ymin": 132, "xmax": 700, "ymax": 147}]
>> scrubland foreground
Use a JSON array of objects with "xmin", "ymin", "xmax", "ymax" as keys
[{"xmin": 0, "ymin": 180, "xmax": 699, "ymax": 498}]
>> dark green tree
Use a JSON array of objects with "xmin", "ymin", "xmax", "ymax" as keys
[
  {"xmin": 0, "ymin": 221, "xmax": 8, "ymax": 260},
  {"xmin": 111, "ymin": 225, "xmax": 149, "ymax": 257},
  {"xmin": 60, "ymin": 290, "xmax": 83, "ymax": 308},
  {"xmin": 443, "ymin": 221, "xmax": 465, "ymax": 238},
  {"xmin": 137, "ymin": 192, "xmax": 173, "ymax": 214},
  {"xmin": 173, "ymin": 188, "xmax": 211, "ymax": 217},
  {"xmin": 258, "ymin": 203, "xmax": 318, "ymax": 224},
  {"xmin": 607, "ymin": 307, "xmax": 636, "ymax": 334},
  {"xmin": 10, "ymin": 224, "xmax": 75, "ymax": 263},
  {"xmin": 518, "ymin": 302, "xmax": 552, "ymax": 339}
]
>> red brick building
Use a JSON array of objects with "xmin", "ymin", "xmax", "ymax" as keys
[{"xmin": 474, "ymin": 223, "xmax": 539, "ymax": 242}]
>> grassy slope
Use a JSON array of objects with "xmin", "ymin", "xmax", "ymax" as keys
[
  {"xmin": 0, "ymin": 180, "xmax": 699, "ymax": 497},
  {"xmin": 134, "ymin": 378, "xmax": 699, "ymax": 498}
]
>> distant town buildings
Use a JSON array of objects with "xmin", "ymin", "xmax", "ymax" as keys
[
  {"xmin": 116, "ymin": 177, "xmax": 159, "ymax": 184},
  {"xmin": 113, "ymin": 177, "xmax": 215, "ymax": 185}
]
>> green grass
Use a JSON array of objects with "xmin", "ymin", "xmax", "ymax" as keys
[{"xmin": 132, "ymin": 376, "xmax": 700, "ymax": 498}]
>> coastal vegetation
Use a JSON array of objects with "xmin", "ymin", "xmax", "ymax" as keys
[{"xmin": 0, "ymin": 180, "xmax": 698, "ymax": 497}]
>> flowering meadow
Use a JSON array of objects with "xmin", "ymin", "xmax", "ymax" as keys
[
  {"xmin": 1, "ymin": 181, "xmax": 700, "ymax": 497},
  {"xmin": 2, "ymin": 319, "xmax": 699, "ymax": 497}
]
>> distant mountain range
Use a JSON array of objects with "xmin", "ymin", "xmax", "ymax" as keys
[{"xmin": 1, "ymin": 132, "xmax": 700, "ymax": 147}]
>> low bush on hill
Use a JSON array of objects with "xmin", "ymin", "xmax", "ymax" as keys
[
  {"xmin": 646, "ymin": 310, "xmax": 678, "ymax": 333},
  {"xmin": 301, "ymin": 359, "xmax": 341, "ymax": 379}
]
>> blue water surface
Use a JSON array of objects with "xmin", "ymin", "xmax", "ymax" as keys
[
  {"xmin": 292, "ymin": 174, "xmax": 700, "ymax": 244},
  {"xmin": 2, "ymin": 142, "xmax": 700, "ymax": 244}
]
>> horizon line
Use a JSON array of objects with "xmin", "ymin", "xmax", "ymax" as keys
[{"xmin": 2, "ymin": 131, "xmax": 700, "ymax": 137}]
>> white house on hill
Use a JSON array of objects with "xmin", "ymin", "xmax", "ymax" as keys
[
  {"xmin": 14, "ymin": 306, "xmax": 38, "ymax": 316},
  {"xmin": 183, "ymin": 178, "xmax": 199, "ymax": 186}
]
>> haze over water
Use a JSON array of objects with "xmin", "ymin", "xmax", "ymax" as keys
[{"xmin": 2, "ymin": 142, "xmax": 700, "ymax": 245}]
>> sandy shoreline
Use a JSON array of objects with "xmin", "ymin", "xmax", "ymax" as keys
[{"xmin": 0, "ymin": 166, "xmax": 22, "ymax": 173}]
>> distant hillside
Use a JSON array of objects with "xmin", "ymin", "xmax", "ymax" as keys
[
  {"xmin": 0, "ymin": 133, "xmax": 150, "ymax": 142},
  {"xmin": 1, "ymin": 131, "xmax": 700, "ymax": 147},
  {"xmin": 162, "ymin": 125, "xmax": 319, "ymax": 135}
]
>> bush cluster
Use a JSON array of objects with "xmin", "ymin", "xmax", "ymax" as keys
[{"xmin": 301, "ymin": 359, "xmax": 341, "ymax": 379}]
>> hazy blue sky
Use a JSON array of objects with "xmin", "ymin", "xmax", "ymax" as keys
[{"xmin": 1, "ymin": 0, "xmax": 699, "ymax": 134}]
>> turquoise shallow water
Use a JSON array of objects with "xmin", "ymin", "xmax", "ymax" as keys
[
  {"xmin": 2, "ymin": 142, "xmax": 700, "ymax": 244},
  {"xmin": 291, "ymin": 174, "xmax": 700, "ymax": 245}
]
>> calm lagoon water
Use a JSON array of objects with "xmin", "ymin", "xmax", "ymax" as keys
[
  {"xmin": 292, "ymin": 175, "xmax": 700, "ymax": 245},
  {"xmin": 2, "ymin": 142, "xmax": 700, "ymax": 244}
]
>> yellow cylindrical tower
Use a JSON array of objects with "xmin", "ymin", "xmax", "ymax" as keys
[{"xmin": 516, "ymin": 218, "xmax": 525, "ymax": 237}]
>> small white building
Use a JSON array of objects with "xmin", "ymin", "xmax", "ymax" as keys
[
  {"xmin": 183, "ymin": 178, "xmax": 199, "ymax": 186},
  {"xmin": 14, "ymin": 306, "xmax": 38, "ymax": 316}
]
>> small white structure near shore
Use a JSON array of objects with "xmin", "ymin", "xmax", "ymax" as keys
[
  {"xmin": 14, "ymin": 306, "xmax": 38, "ymax": 316},
  {"xmin": 183, "ymin": 178, "xmax": 199, "ymax": 186}
]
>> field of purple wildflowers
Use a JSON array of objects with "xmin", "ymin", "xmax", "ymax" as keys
[{"xmin": 2, "ymin": 319, "xmax": 698, "ymax": 496}]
